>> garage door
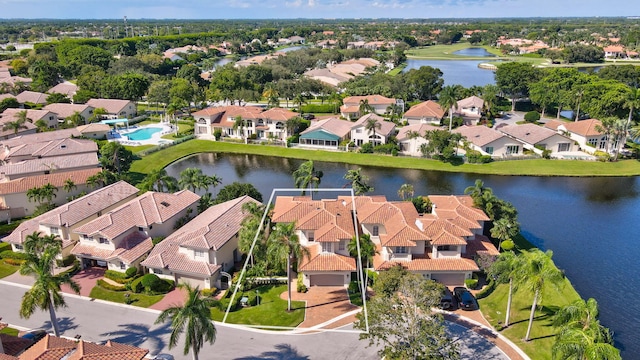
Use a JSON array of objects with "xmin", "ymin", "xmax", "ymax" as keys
[
  {"xmin": 176, "ymin": 274, "xmax": 206, "ymax": 288},
  {"xmin": 431, "ymin": 273, "xmax": 465, "ymax": 286},
  {"xmin": 310, "ymin": 274, "xmax": 344, "ymax": 286}
]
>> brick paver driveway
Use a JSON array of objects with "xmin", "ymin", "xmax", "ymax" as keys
[
  {"xmin": 283, "ymin": 286, "xmax": 358, "ymax": 328},
  {"xmin": 62, "ymin": 267, "xmax": 105, "ymax": 297},
  {"xmin": 149, "ymin": 287, "xmax": 186, "ymax": 311}
]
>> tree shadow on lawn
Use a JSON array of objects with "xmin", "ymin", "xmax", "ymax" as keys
[
  {"xmin": 234, "ymin": 343, "xmax": 310, "ymax": 360},
  {"xmin": 40, "ymin": 317, "xmax": 79, "ymax": 335},
  {"xmin": 100, "ymin": 321, "xmax": 170, "ymax": 355},
  {"xmin": 508, "ymin": 304, "xmax": 559, "ymax": 327}
]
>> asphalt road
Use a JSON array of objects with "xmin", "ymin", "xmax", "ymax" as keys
[{"xmin": 0, "ymin": 281, "xmax": 507, "ymax": 360}]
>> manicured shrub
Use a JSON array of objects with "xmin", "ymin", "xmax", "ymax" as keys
[
  {"xmin": 97, "ymin": 279, "xmax": 126, "ymax": 291},
  {"xmin": 131, "ymin": 277, "xmax": 144, "ymax": 293},
  {"xmin": 465, "ymin": 278, "xmax": 478, "ymax": 290},
  {"xmin": 359, "ymin": 142, "xmax": 374, "ymax": 153},
  {"xmin": 125, "ymin": 267, "xmax": 138, "ymax": 278},
  {"xmin": 348, "ymin": 281, "xmax": 361, "ymax": 294},
  {"xmin": 466, "ymin": 150, "xmax": 493, "ymax": 164},
  {"xmin": 55, "ymin": 255, "xmax": 76, "ymax": 267},
  {"xmin": 200, "ymin": 288, "xmax": 218, "ymax": 297},
  {"xmin": 0, "ymin": 250, "xmax": 29, "ymax": 260},
  {"xmin": 524, "ymin": 111, "xmax": 540, "ymax": 123},
  {"xmin": 301, "ymin": 104, "xmax": 334, "ymax": 113},
  {"xmin": 296, "ymin": 273, "xmax": 307, "ymax": 293},
  {"xmin": 4, "ymin": 258, "xmax": 24, "ymax": 266},
  {"xmin": 141, "ymin": 273, "xmax": 162, "ymax": 292}
]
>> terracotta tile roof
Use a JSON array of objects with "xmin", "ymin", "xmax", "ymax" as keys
[
  {"xmin": 544, "ymin": 119, "xmax": 565, "ymax": 131},
  {"xmin": 76, "ymin": 123, "xmax": 110, "ymax": 133},
  {"xmin": 403, "ymin": 100, "xmax": 445, "ymax": 119},
  {"xmin": 0, "ymin": 153, "xmax": 99, "ymax": 177},
  {"xmin": 457, "ymin": 95, "xmax": 484, "ymax": 109},
  {"xmin": 0, "ymin": 128, "xmax": 81, "ymax": 147},
  {"xmin": 86, "ymin": 99, "xmax": 132, "ymax": 115},
  {"xmin": 376, "ymin": 257, "xmax": 479, "ymax": 272},
  {"xmin": 1, "ymin": 108, "xmax": 50, "ymax": 122},
  {"xmin": 429, "ymin": 195, "xmax": 490, "ymax": 222},
  {"xmin": 498, "ymin": 123, "xmax": 561, "ymax": 145},
  {"xmin": 342, "ymin": 95, "xmax": 395, "ymax": 106},
  {"xmin": 396, "ymin": 123, "xmax": 442, "ymax": 141},
  {"xmin": 300, "ymin": 117, "xmax": 352, "ymax": 138},
  {"xmin": 0, "ymin": 334, "xmax": 32, "ymax": 357},
  {"xmin": 193, "ymin": 105, "xmax": 264, "ymax": 128},
  {"xmin": 18, "ymin": 334, "xmax": 148, "ymax": 360},
  {"xmin": 561, "ymin": 119, "xmax": 603, "ymax": 137},
  {"xmin": 0, "ymin": 354, "xmax": 18, "ymax": 360},
  {"xmin": 4, "ymin": 181, "xmax": 139, "ymax": 245},
  {"xmin": 339, "ymin": 105, "xmax": 360, "ymax": 114},
  {"xmin": 465, "ymin": 235, "xmax": 500, "ymax": 257},
  {"xmin": 604, "ymin": 45, "xmax": 624, "ymax": 52},
  {"xmin": 273, "ymin": 197, "xmax": 356, "ymax": 242},
  {"xmin": 0, "ymin": 93, "xmax": 15, "ymax": 101},
  {"xmin": 299, "ymin": 245, "xmax": 356, "ymax": 271},
  {"xmin": 352, "ymin": 113, "xmax": 396, "ymax": 136},
  {"xmin": 71, "ymin": 233, "xmax": 153, "ymax": 264},
  {"xmin": 260, "ymin": 107, "xmax": 299, "ymax": 122},
  {"xmin": 0, "ymin": 168, "xmax": 101, "ymax": 195},
  {"xmin": 47, "ymin": 82, "xmax": 78, "ymax": 97},
  {"xmin": 74, "ymin": 190, "xmax": 200, "ymax": 239},
  {"xmin": 15, "ymin": 91, "xmax": 48, "ymax": 104},
  {"xmin": 453, "ymin": 125, "xmax": 507, "ymax": 147},
  {"xmin": 142, "ymin": 196, "xmax": 259, "ymax": 276},
  {"xmin": 3, "ymin": 138, "xmax": 97, "ymax": 162},
  {"xmin": 43, "ymin": 103, "xmax": 93, "ymax": 119}
]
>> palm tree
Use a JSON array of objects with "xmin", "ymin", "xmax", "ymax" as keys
[
  {"xmin": 3, "ymin": 117, "xmax": 28, "ymax": 135},
  {"xmin": 293, "ymin": 94, "xmax": 306, "ymax": 112},
  {"xmin": 487, "ymin": 251, "xmax": 522, "ymax": 328},
  {"xmin": 439, "ymin": 86, "xmax": 459, "ymax": 132},
  {"xmin": 397, "ymin": 183, "xmax": 414, "ymax": 201},
  {"xmin": 344, "ymin": 168, "xmax": 373, "ymax": 195},
  {"xmin": 154, "ymin": 284, "xmax": 217, "ymax": 360},
  {"xmin": 490, "ymin": 217, "xmax": 520, "ymax": 251},
  {"xmin": 292, "ymin": 160, "xmax": 323, "ymax": 195},
  {"xmin": 464, "ymin": 179, "xmax": 493, "ymax": 208},
  {"xmin": 364, "ymin": 117, "xmax": 382, "ymax": 146},
  {"xmin": 238, "ymin": 202, "xmax": 268, "ymax": 267},
  {"xmin": 267, "ymin": 222, "xmax": 310, "ymax": 311},
  {"xmin": 482, "ymin": 84, "xmax": 500, "ymax": 118},
  {"xmin": 347, "ymin": 233, "xmax": 378, "ymax": 285},
  {"xmin": 179, "ymin": 168, "xmax": 208, "ymax": 193},
  {"xmin": 203, "ymin": 174, "xmax": 222, "ymax": 191},
  {"xmin": 517, "ymin": 249, "xmax": 565, "ymax": 341},
  {"xmin": 359, "ymin": 99, "xmax": 374, "ymax": 116},
  {"xmin": 86, "ymin": 170, "xmax": 117, "ymax": 189},
  {"xmin": 39, "ymin": 183, "xmax": 58, "ymax": 203},
  {"xmin": 233, "ymin": 116, "xmax": 246, "ymax": 143},
  {"xmin": 26, "ymin": 187, "xmax": 43, "ymax": 204},
  {"xmin": 329, "ymin": 92, "xmax": 342, "ymax": 114},
  {"xmin": 67, "ymin": 111, "xmax": 85, "ymax": 127},
  {"xmin": 407, "ymin": 130, "xmax": 421, "ymax": 154},
  {"xmin": 89, "ymin": 107, "xmax": 107, "ymax": 123},
  {"xmin": 142, "ymin": 169, "xmax": 178, "ymax": 192},
  {"xmin": 63, "ymin": 179, "xmax": 76, "ymax": 193},
  {"xmin": 19, "ymin": 232, "xmax": 80, "ymax": 337},
  {"xmin": 623, "ymin": 87, "xmax": 640, "ymax": 130}
]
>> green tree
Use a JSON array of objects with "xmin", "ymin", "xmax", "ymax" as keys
[
  {"xmin": 487, "ymin": 251, "xmax": 522, "ymax": 328},
  {"xmin": 344, "ymin": 168, "xmax": 373, "ymax": 195},
  {"xmin": 154, "ymin": 284, "xmax": 217, "ymax": 360},
  {"xmin": 179, "ymin": 168, "xmax": 209, "ymax": 193},
  {"xmin": 267, "ymin": 222, "xmax": 310, "ymax": 311},
  {"xmin": 3, "ymin": 111, "xmax": 29, "ymax": 134},
  {"xmin": 481, "ymin": 84, "xmax": 500, "ymax": 118},
  {"xmin": 517, "ymin": 249, "xmax": 565, "ymax": 341},
  {"xmin": 439, "ymin": 85, "xmax": 459, "ymax": 132},
  {"xmin": 397, "ymin": 183, "xmax": 414, "ymax": 201},
  {"xmin": 490, "ymin": 217, "xmax": 520, "ymax": 251},
  {"xmin": 238, "ymin": 202, "xmax": 268, "ymax": 267},
  {"xmin": 19, "ymin": 232, "xmax": 80, "ymax": 337},
  {"xmin": 233, "ymin": 116, "xmax": 246, "ymax": 142},
  {"xmin": 364, "ymin": 117, "xmax": 382, "ymax": 145},
  {"xmin": 45, "ymin": 92, "xmax": 71, "ymax": 104},
  {"xmin": 26, "ymin": 187, "xmax": 43, "ymax": 204},
  {"xmin": 0, "ymin": 97, "xmax": 20, "ymax": 113},
  {"xmin": 292, "ymin": 160, "xmax": 323, "ymax": 195},
  {"xmin": 89, "ymin": 107, "xmax": 108, "ymax": 123},
  {"xmin": 86, "ymin": 170, "xmax": 118, "ymax": 188},
  {"xmin": 348, "ymin": 233, "xmax": 377, "ymax": 285},
  {"xmin": 359, "ymin": 99, "xmax": 374, "ymax": 116},
  {"xmin": 99, "ymin": 142, "xmax": 133, "ymax": 174},
  {"xmin": 495, "ymin": 62, "xmax": 540, "ymax": 111},
  {"xmin": 402, "ymin": 66, "xmax": 444, "ymax": 101},
  {"xmin": 63, "ymin": 179, "xmax": 76, "ymax": 193},
  {"xmin": 39, "ymin": 183, "xmax": 58, "ymax": 203},
  {"xmin": 66, "ymin": 111, "xmax": 85, "ymax": 127},
  {"xmin": 215, "ymin": 182, "xmax": 263, "ymax": 204},
  {"xmin": 141, "ymin": 169, "xmax": 178, "ymax": 193}
]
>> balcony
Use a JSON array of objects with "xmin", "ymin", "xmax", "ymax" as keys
[{"xmin": 389, "ymin": 253, "xmax": 412, "ymax": 261}]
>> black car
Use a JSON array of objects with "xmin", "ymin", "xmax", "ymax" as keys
[
  {"xmin": 453, "ymin": 287, "xmax": 478, "ymax": 311},
  {"xmin": 302, "ymin": 113, "xmax": 315, "ymax": 120},
  {"xmin": 21, "ymin": 329, "xmax": 47, "ymax": 343},
  {"xmin": 439, "ymin": 288, "xmax": 454, "ymax": 310}
]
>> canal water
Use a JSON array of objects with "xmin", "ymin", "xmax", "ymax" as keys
[{"xmin": 166, "ymin": 153, "xmax": 639, "ymax": 357}]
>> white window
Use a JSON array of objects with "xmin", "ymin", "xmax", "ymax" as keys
[
  {"xmin": 14, "ymin": 244, "xmax": 23, "ymax": 250},
  {"xmin": 395, "ymin": 246, "xmax": 407, "ymax": 254},
  {"xmin": 338, "ymin": 240, "xmax": 345, "ymax": 251},
  {"xmin": 588, "ymin": 138, "xmax": 598, "ymax": 147},
  {"xmin": 98, "ymin": 238, "xmax": 109, "ymax": 244},
  {"xmin": 120, "ymin": 262, "xmax": 126, "ymax": 270},
  {"xmin": 356, "ymin": 128, "xmax": 363, "ymax": 133},
  {"xmin": 195, "ymin": 250, "xmax": 205, "ymax": 258},
  {"xmin": 558, "ymin": 143, "xmax": 570, "ymax": 152},
  {"xmin": 484, "ymin": 147, "xmax": 494, "ymax": 155},
  {"xmin": 372, "ymin": 225, "xmax": 379, "ymax": 236},
  {"xmin": 50, "ymin": 227, "xmax": 59, "ymax": 235},
  {"xmin": 506, "ymin": 145, "xmax": 519, "ymax": 155},
  {"xmin": 321, "ymin": 242, "xmax": 332, "ymax": 253},
  {"xmin": 437, "ymin": 245, "xmax": 453, "ymax": 251}
]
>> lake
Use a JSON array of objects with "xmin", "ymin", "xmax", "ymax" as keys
[
  {"xmin": 453, "ymin": 47, "xmax": 496, "ymax": 57},
  {"xmin": 403, "ymin": 59, "xmax": 497, "ymax": 87},
  {"xmin": 166, "ymin": 153, "xmax": 639, "ymax": 357}
]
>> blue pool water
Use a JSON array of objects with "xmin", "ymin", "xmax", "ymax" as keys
[{"xmin": 125, "ymin": 127, "xmax": 161, "ymax": 140}]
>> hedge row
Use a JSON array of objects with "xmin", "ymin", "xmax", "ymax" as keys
[
  {"xmin": 97, "ymin": 279, "xmax": 127, "ymax": 291},
  {"xmin": 0, "ymin": 250, "xmax": 29, "ymax": 261}
]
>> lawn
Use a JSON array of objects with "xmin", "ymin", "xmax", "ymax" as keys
[
  {"xmin": 0, "ymin": 326, "xmax": 19, "ymax": 336},
  {"xmin": 89, "ymin": 286, "xmax": 164, "ymax": 308},
  {"xmin": 129, "ymin": 140, "xmax": 640, "ymax": 178},
  {"xmin": 123, "ymin": 144, "xmax": 155, "ymax": 153},
  {"xmin": 406, "ymin": 43, "xmax": 513, "ymax": 60},
  {"xmin": 210, "ymin": 285, "xmax": 305, "ymax": 328},
  {"xmin": 161, "ymin": 123, "xmax": 193, "ymax": 140},
  {"xmin": 0, "ymin": 260, "xmax": 19, "ymax": 279}
]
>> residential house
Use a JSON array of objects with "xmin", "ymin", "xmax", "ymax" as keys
[
  {"xmin": 76, "ymin": 123, "xmax": 110, "ymax": 139},
  {"xmin": 350, "ymin": 113, "xmax": 396, "ymax": 146},
  {"xmin": 142, "ymin": 195, "xmax": 260, "ymax": 289},
  {"xmin": 71, "ymin": 189, "xmax": 200, "ymax": 271},
  {"xmin": 14, "ymin": 91, "xmax": 47, "ymax": 106},
  {"xmin": 402, "ymin": 100, "xmax": 445, "ymax": 125},
  {"xmin": 604, "ymin": 45, "xmax": 625, "ymax": 59},
  {"xmin": 303, "ymin": 68, "xmax": 350, "ymax": 87},
  {"xmin": 340, "ymin": 95, "xmax": 396, "ymax": 119},
  {"xmin": 299, "ymin": 117, "xmax": 352, "ymax": 149},
  {"xmin": 2, "ymin": 108, "xmax": 58, "ymax": 129},
  {"xmin": 0, "ymin": 152, "xmax": 100, "ymax": 182},
  {"xmin": 454, "ymin": 125, "xmax": 525, "ymax": 157},
  {"xmin": 396, "ymin": 123, "xmax": 442, "ymax": 156},
  {"xmin": 16, "ymin": 334, "xmax": 147, "ymax": 360},
  {"xmin": 0, "ymin": 76, "xmax": 32, "ymax": 88},
  {"xmin": 43, "ymin": 103, "xmax": 94, "ymax": 125},
  {"xmin": 4, "ymin": 181, "xmax": 139, "ymax": 256},
  {"xmin": 47, "ymin": 82, "xmax": 78, "ymax": 98},
  {"xmin": 0, "ymin": 94, "xmax": 15, "ymax": 102},
  {"xmin": 304, "ymin": 58, "xmax": 379, "ymax": 88},
  {"xmin": 86, "ymin": 99, "xmax": 136, "ymax": 119},
  {"xmin": 0, "ymin": 168, "xmax": 100, "ymax": 220},
  {"xmin": 258, "ymin": 107, "xmax": 299, "ymax": 140},
  {"xmin": 271, "ymin": 196, "xmax": 357, "ymax": 287},
  {"xmin": 192, "ymin": 105, "xmax": 263, "ymax": 139},
  {"xmin": 0, "ymin": 128, "xmax": 81, "ymax": 148},
  {"xmin": 454, "ymin": 96, "xmax": 484, "ymax": 125},
  {"xmin": 0, "ymin": 138, "xmax": 98, "ymax": 164},
  {"xmin": 498, "ymin": 123, "xmax": 577, "ymax": 156},
  {"xmin": 557, "ymin": 119, "xmax": 619, "ymax": 154}
]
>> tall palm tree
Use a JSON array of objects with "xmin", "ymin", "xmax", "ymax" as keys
[
  {"xmin": 490, "ymin": 217, "xmax": 520, "ymax": 251},
  {"xmin": 623, "ymin": 87, "xmax": 640, "ymax": 130},
  {"xmin": 407, "ymin": 130, "xmax": 421, "ymax": 154},
  {"xmin": 397, "ymin": 183, "xmax": 414, "ymax": 201},
  {"xmin": 179, "ymin": 168, "xmax": 208, "ymax": 193},
  {"xmin": 464, "ymin": 179, "xmax": 493, "ymax": 208},
  {"xmin": 26, "ymin": 187, "xmax": 43, "ymax": 204},
  {"xmin": 553, "ymin": 298, "xmax": 602, "ymax": 331},
  {"xmin": 142, "ymin": 169, "xmax": 178, "ymax": 192},
  {"xmin": 292, "ymin": 160, "xmax": 323, "ymax": 195},
  {"xmin": 155, "ymin": 284, "xmax": 217, "ymax": 360},
  {"xmin": 203, "ymin": 174, "xmax": 222, "ymax": 191},
  {"xmin": 344, "ymin": 168, "xmax": 373, "ymax": 195},
  {"xmin": 347, "ymin": 233, "xmax": 378, "ymax": 284},
  {"xmin": 3, "ymin": 117, "xmax": 28, "ymax": 135},
  {"xmin": 359, "ymin": 99, "xmax": 374, "ymax": 116},
  {"xmin": 238, "ymin": 202, "xmax": 268, "ymax": 266},
  {"xmin": 39, "ymin": 183, "xmax": 58, "ymax": 204},
  {"xmin": 19, "ymin": 232, "xmax": 80, "ymax": 337},
  {"xmin": 293, "ymin": 94, "xmax": 306, "ymax": 112},
  {"xmin": 364, "ymin": 117, "xmax": 382, "ymax": 146},
  {"xmin": 329, "ymin": 92, "xmax": 342, "ymax": 114},
  {"xmin": 233, "ymin": 116, "xmax": 246, "ymax": 142},
  {"xmin": 481, "ymin": 84, "xmax": 500, "ymax": 118},
  {"xmin": 487, "ymin": 251, "xmax": 522, "ymax": 328},
  {"xmin": 517, "ymin": 249, "xmax": 565, "ymax": 341},
  {"xmin": 63, "ymin": 179, "xmax": 76, "ymax": 193},
  {"xmin": 439, "ymin": 85, "xmax": 459, "ymax": 132},
  {"xmin": 267, "ymin": 222, "xmax": 310, "ymax": 311},
  {"xmin": 552, "ymin": 325, "xmax": 620, "ymax": 360}
]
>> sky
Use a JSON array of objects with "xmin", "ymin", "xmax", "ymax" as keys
[{"xmin": 0, "ymin": 0, "xmax": 637, "ymax": 19}]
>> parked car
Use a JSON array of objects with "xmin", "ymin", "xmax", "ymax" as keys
[
  {"xmin": 439, "ymin": 288, "xmax": 454, "ymax": 310},
  {"xmin": 453, "ymin": 287, "xmax": 478, "ymax": 311},
  {"xmin": 302, "ymin": 113, "xmax": 315, "ymax": 120},
  {"xmin": 21, "ymin": 329, "xmax": 47, "ymax": 343}
]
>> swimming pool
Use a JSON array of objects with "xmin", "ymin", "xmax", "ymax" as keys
[{"xmin": 124, "ymin": 127, "xmax": 162, "ymax": 140}]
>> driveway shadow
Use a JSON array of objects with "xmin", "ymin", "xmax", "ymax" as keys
[
  {"xmin": 100, "ymin": 322, "xmax": 170, "ymax": 355},
  {"xmin": 234, "ymin": 343, "xmax": 310, "ymax": 360}
]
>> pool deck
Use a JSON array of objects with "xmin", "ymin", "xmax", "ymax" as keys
[{"xmin": 108, "ymin": 124, "xmax": 175, "ymax": 146}]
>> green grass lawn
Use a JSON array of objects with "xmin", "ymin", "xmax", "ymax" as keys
[
  {"xmin": 0, "ymin": 326, "xmax": 19, "ymax": 336},
  {"xmin": 388, "ymin": 63, "xmax": 407, "ymax": 76},
  {"xmin": 0, "ymin": 260, "xmax": 19, "ymax": 279},
  {"xmin": 161, "ymin": 123, "xmax": 193, "ymax": 140},
  {"xmin": 129, "ymin": 140, "xmax": 640, "ymax": 179},
  {"xmin": 0, "ymin": 242, "xmax": 11, "ymax": 252},
  {"xmin": 123, "ymin": 144, "xmax": 155, "ymax": 153},
  {"xmin": 210, "ymin": 285, "xmax": 305, "ymax": 328},
  {"xmin": 89, "ymin": 286, "xmax": 164, "ymax": 308}
]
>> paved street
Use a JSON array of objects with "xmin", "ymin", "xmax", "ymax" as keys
[{"xmin": 0, "ymin": 281, "xmax": 507, "ymax": 359}]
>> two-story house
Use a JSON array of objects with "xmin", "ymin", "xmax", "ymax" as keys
[
  {"xmin": 396, "ymin": 123, "xmax": 442, "ymax": 156},
  {"xmin": 402, "ymin": 100, "xmax": 445, "ymax": 126},
  {"xmin": 86, "ymin": 99, "xmax": 136, "ymax": 119},
  {"xmin": 71, "ymin": 190, "xmax": 200, "ymax": 271},
  {"xmin": 340, "ymin": 95, "xmax": 396, "ymax": 120},
  {"xmin": 557, "ymin": 119, "xmax": 620, "ymax": 155},
  {"xmin": 141, "ymin": 195, "xmax": 260, "ymax": 289},
  {"xmin": 4, "ymin": 181, "xmax": 139, "ymax": 256},
  {"xmin": 454, "ymin": 96, "xmax": 485, "ymax": 125},
  {"xmin": 193, "ymin": 106, "xmax": 298, "ymax": 141},
  {"xmin": 350, "ymin": 113, "xmax": 396, "ymax": 146}
]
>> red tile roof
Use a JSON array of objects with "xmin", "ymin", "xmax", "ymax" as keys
[
  {"xmin": 342, "ymin": 95, "xmax": 395, "ymax": 106},
  {"xmin": 71, "ymin": 233, "xmax": 152, "ymax": 264},
  {"xmin": 561, "ymin": 119, "xmax": 603, "ymax": 137},
  {"xmin": 403, "ymin": 100, "xmax": 445, "ymax": 119},
  {"xmin": 376, "ymin": 257, "xmax": 479, "ymax": 272},
  {"xmin": 0, "ymin": 153, "xmax": 99, "ymax": 178},
  {"xmin": 18, "ymin": 334, "xmax": 148, "ymax": 360},
  {"xmin": 0, "ymin": 168, "xmax": 101, "ymax": 195},
  {"xmin": 299, "ymin": 245, "xmax": 356, "ymax": 271},
  {"xmin": 453, "ymin": 125, "xmax": 506, "ymax": 147}
]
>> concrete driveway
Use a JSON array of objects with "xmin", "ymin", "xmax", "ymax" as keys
[{"xmin": 282, "ymin": 286, "xmax": 358, "ymax": 329}]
